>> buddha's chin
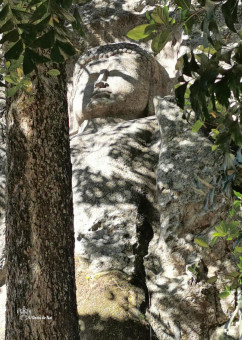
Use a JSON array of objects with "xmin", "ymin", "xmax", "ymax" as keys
[{"xmin": 85, "ymin": 97, "xmax": 115, "ymax": 111}]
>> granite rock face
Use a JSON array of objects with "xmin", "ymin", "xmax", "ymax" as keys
[{"xmin": 146, "ymin": 98, "xmax": 231, "ymax": 339}]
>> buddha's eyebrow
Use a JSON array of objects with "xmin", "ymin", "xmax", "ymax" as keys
[
  {"xmin": 107, "ymin": 70, "xmax": 136, "ymax": 84},
  {"xmin": 80, "ymin": 60, "xmax": 109, "ymax": 77},
  {"xmin": 84, "ymin": 69, "xmax": 136, "ymax": 85}
]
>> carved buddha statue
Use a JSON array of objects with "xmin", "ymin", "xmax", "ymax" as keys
[
  {"xmin": 69, "ymin": 42, "xmax": 170, "ymax": 133},
  {"xmin": 68, "ymin": 43, "xmax": 171, "ymax": 340}
]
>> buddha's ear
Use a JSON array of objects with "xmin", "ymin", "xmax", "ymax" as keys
[
  {"xmin": 147, "ymin": 59, "xmax": 171, "ymax": 116},
  {"xmin": 68, "ymin": 57, "xmax": 86, "ymax": 135}
]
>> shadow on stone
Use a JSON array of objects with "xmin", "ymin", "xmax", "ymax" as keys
[{"xmin": 78, "ymin": 313, "xmax": 158, "ymax": 340}]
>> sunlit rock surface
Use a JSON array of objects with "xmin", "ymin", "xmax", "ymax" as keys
[{"xmin": 70, "ymin": 99, "xmax": 233, "ymax": 339}]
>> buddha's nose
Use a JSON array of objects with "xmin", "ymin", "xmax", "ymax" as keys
[{"xmin": 94, "ymin": 70, "xmax": 109, "ymax": 89}]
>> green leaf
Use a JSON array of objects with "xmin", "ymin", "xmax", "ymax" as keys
[
  {"xmin": 34, "ymin": 14, "xmax": 51, "ymax": 32},
  {"xmin": 175, "ymin": 82, "xmax": 187, "ymax": 109},
  {"xmin": 234, "ymin": 247, "xmax": 242, "ymax": 255},
  {"xmin": 215, "ymin": 76, "xmax": 230, "ymax": 108},
  {"xmin": 53, "ymin": 21, "xmax": 72, "ymax": 39},
  {"xmin": 54, "ymin": 32, "xmax": 69, "ymax": 43},
  {"xmin": 212, "ymin": 145, "xmax": 219, "ymax": 152},
  {"xmin": 228, "ymin": 220, "xmax": 239, "ymax": 228},
  {"xmin": 21, "ymin": 78, "xmax": 32, "ymax": 89},
  {"xmin": 151, "ymin": 6, "xmax": 169, "ymax": 25},
  {"xmin": 31, "ymin": 30, "xmax": 55, "ymax": 49},
  {"xmin": 50, "ymin": 44, "xmax": 64, "ymax": 63},
  {"xmin": 238, "ymin": 260, "xmax": 242, "ymax": 269},
  {"xmin": 28, "ymin": 49, "xmax": 50, "ymax": 64},
  {"xmin": 228, "ymin": 65, "xmax": 242, "ymax": 99},
  {"xmin": 213, "ymin": 232, "xmax": 226, "ymax": 237},
  {"xmin": 215, "ymin": 222, "xmax": 228, "ymax": 234},
  {"xmin": 194, "ymin": 238, "xmax": 209, "ymax": 248},
  {"xmin": 218, "ymin": 291, "xmax": 230, "ymax": 298},
  {"xmin": 21, "ymin": 31, "xmax": 37, "ymax": 46},
  {"xmin": 12, "ymin": 9, "xmax": 32, "ymax": 22},
  {"xmin": 215, "ymin": 131, "xmax": 231, "ymax": 149},
  {"xmin": 23, "ymin": 48, "xmax": 35, "ymax": 75},
  {"xmin": 49, "ymin": 1, "xmax": 75, "ymax": 22},
  {"xmin": 207, "ymin": 276, "xmax": 217, "ymax": 284},
  {"xmin": 210, "ymin": 236, "xmax": 218, "ymax": 247},
  {"xmin": 72, "ymin": 7, "xmax": 84, "ymax": 36},
  {"xmin": 30, "ymin": 1, "xmax": 48, "ymax": 23},
  {"xmin": 187, "ymin": 265, "xmax": 197, "ymax": 274},
  {"xmin": 0, "ymin": 19, "xmax": 14, "ymax": 33},
  {"xmin": 230, "ymin": 122, "xmax": 242, "ymax": 147},
  {"xmin": 234, "ymin": 44, "xmax": 242, "ymax": 64},
  {"xmin": 0, "ymin": 29, "xmax": 19, "ymax": 44},
  {"xmin": 230, "ymin": 202, "xmax": 240, "ymax": 217},
  {"xmin": 59, "ymin": 0, "xmax": 73, "ymax": 9},
  {"xmin": 230, "ymin": 280, "xmax": 238, "ymax": 290},
  {"xmin": 127, "ymin": 24, "xmax": 156, "ymax": 40},
  {"xmin": 23, "ymin": 48, "xmax": 49, "ymax": 72},
  {"xmin": 145, "ymin": 11, "xmax": 151, "ymax": 21},
  {"xmin": 208, "ymin": 19, "xmax": 219, "ymax": 38},
  {"xmin": 226, "ymin": 272, "xmax": 239, "ymax": 278},
  {"xmin": 27, "ymin": 0, "xmax": 43, "ymax": 8},
  {"xmin": 47, "ymin": 69, "xmax": 60, "ymax": 76},
  {"xmin": 151, "ymin": 29, "xmax": 171, "ymax": 55},
  {"xmin": 192, "ymin": 120, "xmax": 203, "ymax": 133},
  {"xmin": 181, "ymin": 9, "xmax": 189, "ymax": 21},
  {"xmin": 7, "ymin": 85, "xmax": 19, "ymax": 97},
  {"xmin": 222, "ymin": 0, "xmax": 238, "ymax": 33},
  {"xmin": 234, "ymin": 191, "xmax": 242, "ymax": 199},
  {"xmin": 220, "ymin": 50, "xmax": 233, "ymax": 65},
  {"xmin": 225, "ymin": 284, "xmax": 230, "ymax": 291},
  {"xmin": 5, "ymin": 40, "xmax": 23, "ymax": 60},
  {"xmin": 182, "ymin": 52, "xmax": 199, "ymax": 76},
  {"xmin": 0, "ymin": 4, "xmax": 9, "ymax": 21},
  {"xmin": 18, "ymin": 23, "xmax": 34, "ymax": 34},
  {"xmin": 175, "ymin": 0, "xmax": 191, "ymax": 10},
  {"xmin": 190, "ymin": 79, "xmax": 209, "ymax": 119},
  {"xmin": 4, "ymin": 75, "xmax": 18, "ymax": 85},
  {"xmin": 57, "ymin": 8, "xmax": 75, "ymax": 23},
  {"xmin": 184, "ymin": 15, "xmax": 194, "ymax": 34},
  {"xmin": 57, "ymin": 40, "xmax": 76, "ymax": 58}
]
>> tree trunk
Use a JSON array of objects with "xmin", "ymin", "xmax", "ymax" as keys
[{"xmin": 5, "ymin": 65, "xmax": 80, "ymax": 340}]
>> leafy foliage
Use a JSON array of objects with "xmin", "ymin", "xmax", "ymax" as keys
[
  {"xmin": 0, "ymin": 0, "xmax": 84, "ymax": 96},
  {"xmin": 126, "ymin": 5, "xmax": 177, "ymax": 55},
  {"xmin": 127, "ymin": 0, "xmax": 242, "ymax": 156},
  {"xmin": 195, "ymin": 190, "xmax": 242, "ymax": 299}
]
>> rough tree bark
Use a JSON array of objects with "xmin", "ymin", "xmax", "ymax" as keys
[{"xmin": 5, "ymin": 65, "xmax": 80, "ymax": 340}]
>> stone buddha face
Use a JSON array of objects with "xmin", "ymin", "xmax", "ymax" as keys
[{"xmin": 71, "ymin": 44, "xmax": 152, "ymax": 125}]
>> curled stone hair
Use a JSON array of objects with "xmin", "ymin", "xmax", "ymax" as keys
[{"xmin": 78, "ymin": 42, "xmax": 153, "ymax": 66}]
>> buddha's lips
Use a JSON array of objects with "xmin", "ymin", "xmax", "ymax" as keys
[{"xmin": 91, "ymin": 90, "xmax": 111, "ymax": 99}]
